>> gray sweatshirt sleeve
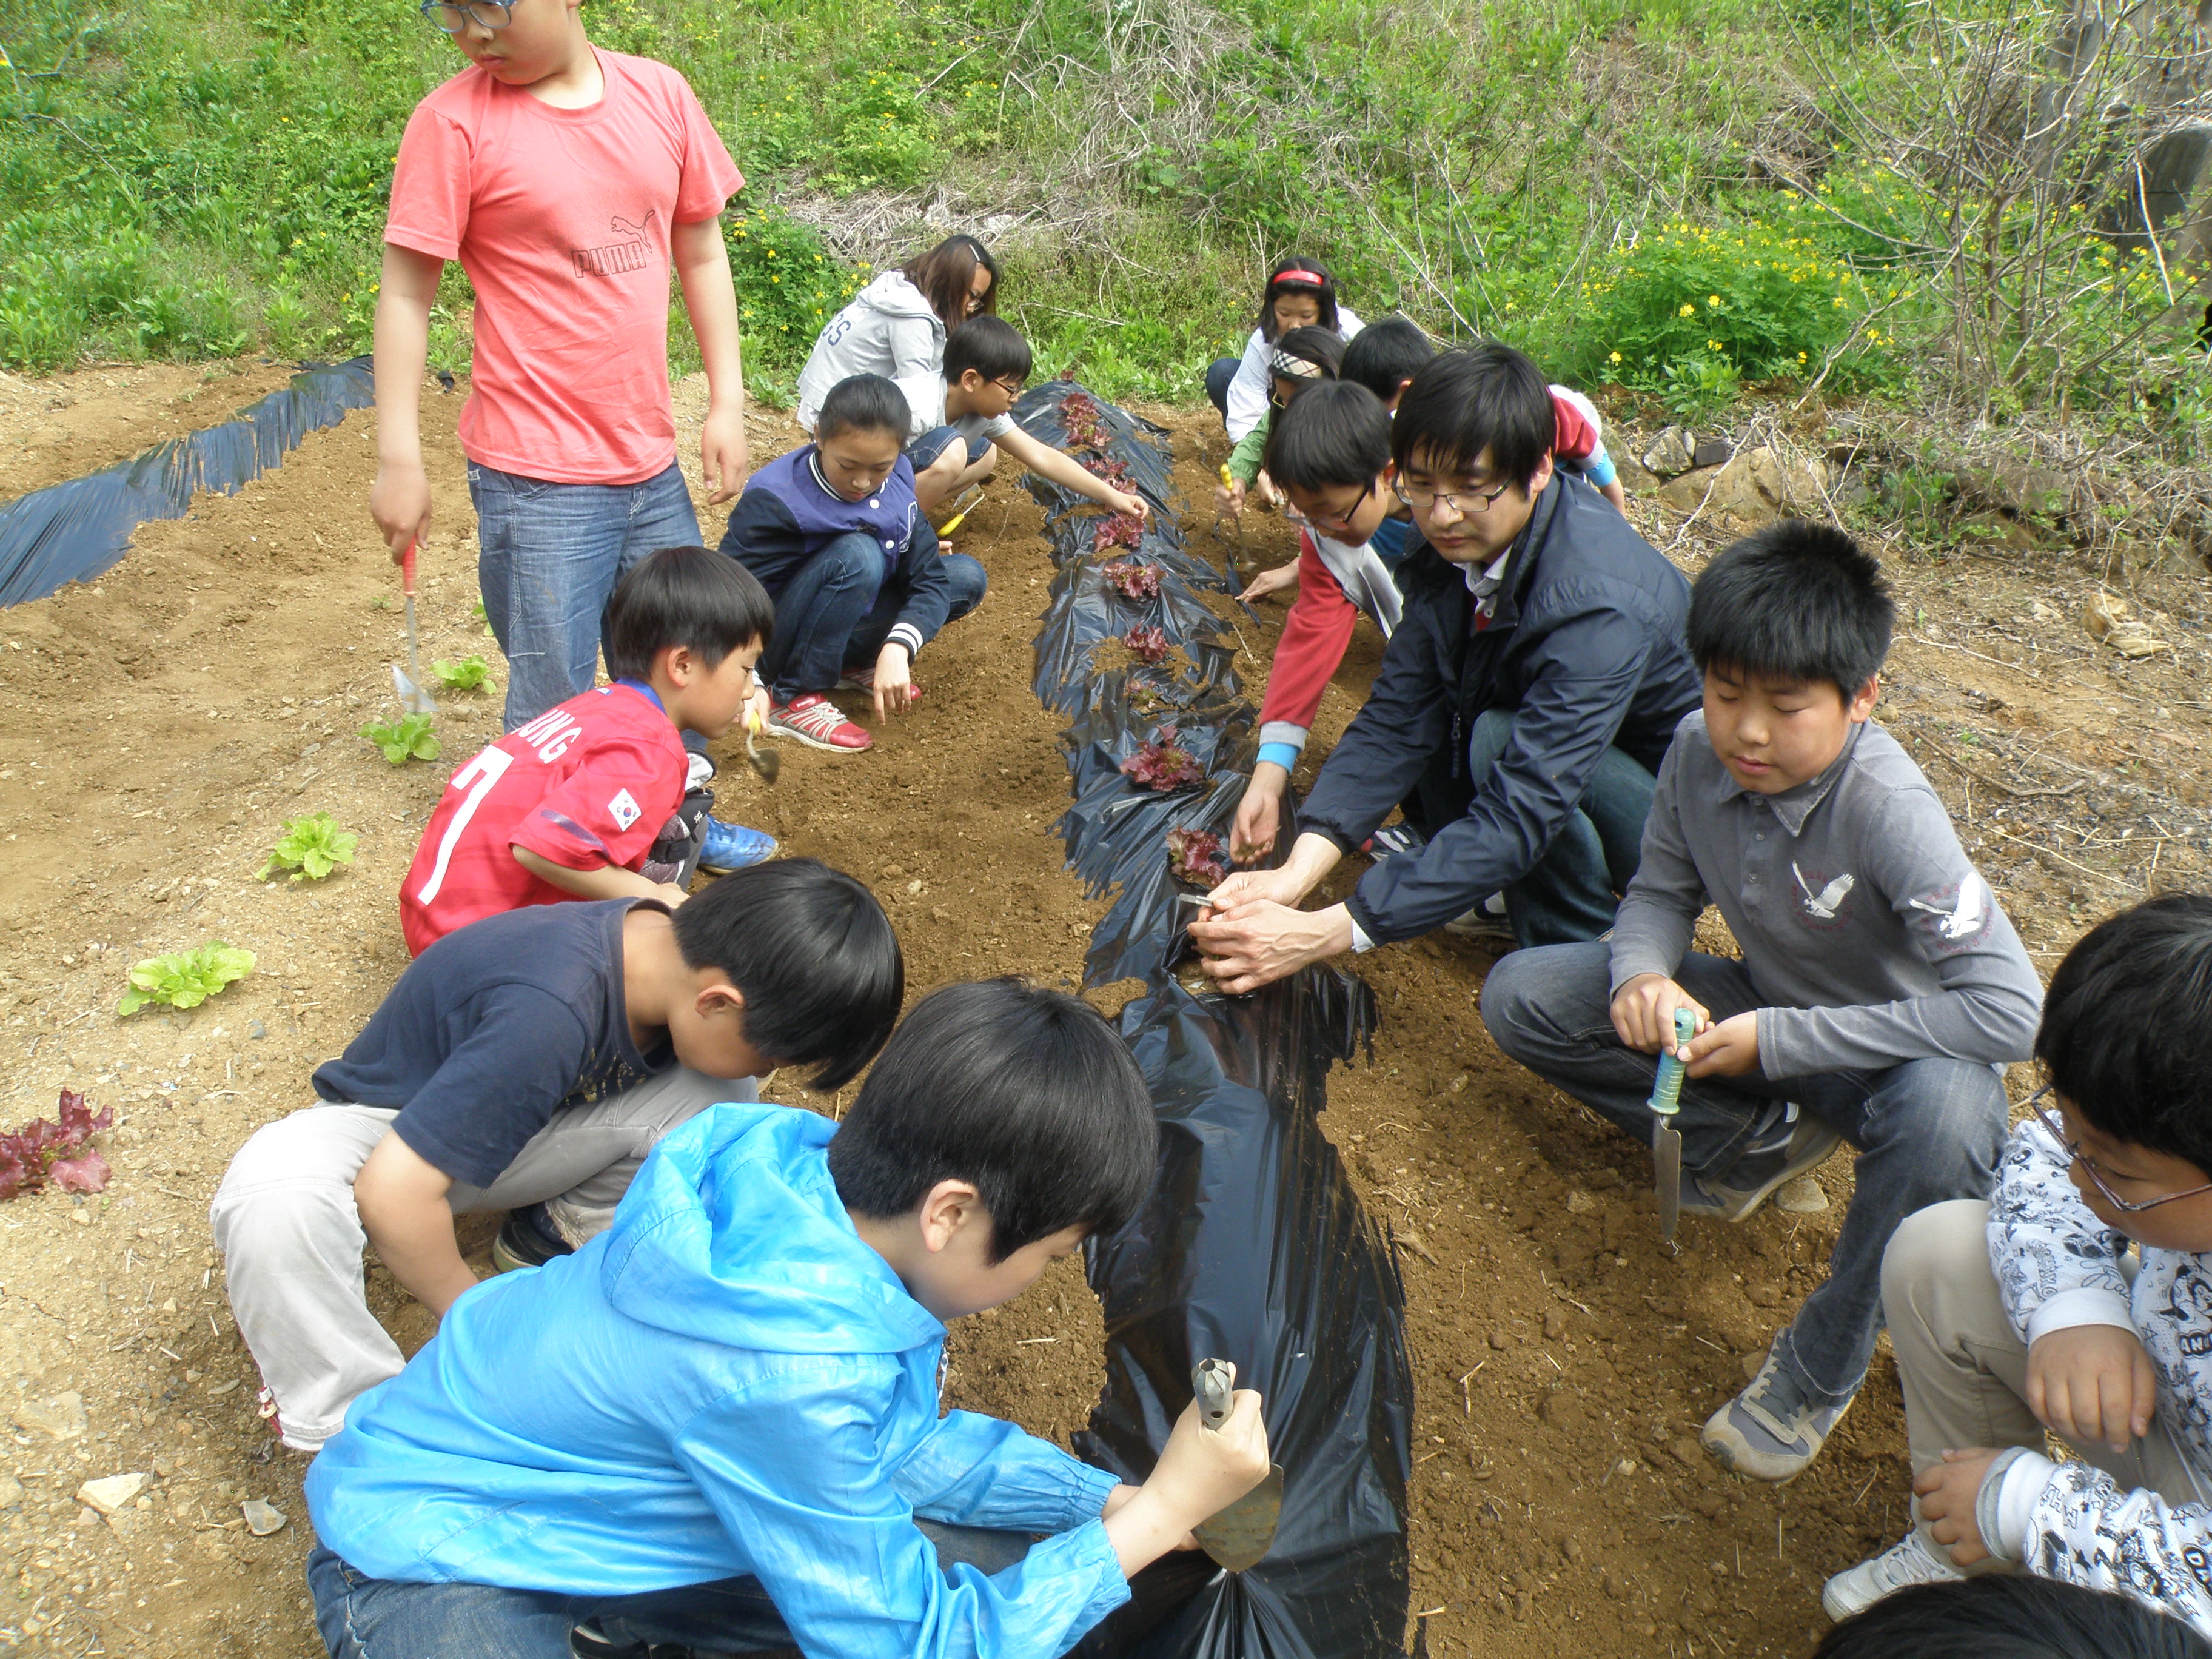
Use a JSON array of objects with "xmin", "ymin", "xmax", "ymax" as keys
[
  {"xmin": 1607, "ymin": 734, "xmax": 1707, "ymax": 994},
  {"xmin": 1757, "ymin": 786, "xmax": 2043, "ymax": 1074},
  {"xmin": 883, "ymin": 313, "xmax": 947, "ymax": 440}
]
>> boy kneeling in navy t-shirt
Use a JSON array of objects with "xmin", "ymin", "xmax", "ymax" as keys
[
  {"xmin": 211, "ymin": 862, "xmax": 902, "ymax": 1452},
  {"xmin": 720, "ymin": 372, "xmax": 988, "ymax": 755},
  {"xmin": 304, "ymin": 979, "xmax": 1271, "ymax": 1659}
]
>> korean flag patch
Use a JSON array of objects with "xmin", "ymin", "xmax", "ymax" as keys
[{"xmin": 608, "ymin": 788, "xmax": 642, "ymax": 832}]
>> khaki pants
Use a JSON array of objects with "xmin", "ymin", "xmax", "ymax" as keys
[
  {"xmin": 1884, "ymin": 1199, "xmax": 2212, "ymax": 1557},
  {"xmin": 210, "ymin": 1068, "xmax": 751, "ymax": 1450}
]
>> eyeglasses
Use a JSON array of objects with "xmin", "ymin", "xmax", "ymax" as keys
[
  {"xmin": 991, "ymin": 377, "xmax": 1025, "ymax": 397},
  {"xmin": 1282, "ymin": 480, "xmax": 1373, "ymax": 537},
  {"xmin": 420, "ymin": 0, "xmax": 512, "ymax": 32},
  {"xmin": 1393, "ymin": 478, "xmax": 1511, "ymax": 515},
  {"xmin": 2025, "ymin": 1085, "xmax": 2212, "ymax": 1213}
]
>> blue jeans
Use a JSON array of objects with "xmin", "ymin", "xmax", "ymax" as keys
[
  {"xmin": 741, "ymin": 532, "xmax": 987, "ymax": 703},
  {"xmin": 1479, "ymin": 942, "xmax": 2009, "ymax": 1406},
  {"xmin": 469, "ymin": 460, "xmax": 701, "ymax": 732},
  {"xmin": 1457, "ymin": 708, "xmax": 1656, "ymax": 948},
  {"xmin": 908, "ymin": 425, "xmax": 994, "ymax": 474},
  {"xmin": 309, "ymin": 1523, "xmax": 1033, "ymax": 1658},
  {"xmin": 1203, "ymin": 357, "xmax": 1240, "ymax": 422}
]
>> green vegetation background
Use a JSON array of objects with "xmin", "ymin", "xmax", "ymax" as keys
[{"xmin": 0, "ymin": 0, "xmax": 2202, "ymax": 424}]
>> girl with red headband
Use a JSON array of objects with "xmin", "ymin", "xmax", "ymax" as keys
[{"xmin": 1204, "ymin": 256, "xmax": 1365, "ymax": 447}]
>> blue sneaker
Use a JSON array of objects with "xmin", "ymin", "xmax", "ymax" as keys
[{"xmin": 697, "ymin": 817, "xmax": 776, "ymax": 874}]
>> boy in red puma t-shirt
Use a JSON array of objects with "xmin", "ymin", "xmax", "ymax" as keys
[
  {"xmin": 401, "ymin": 548, "xmax": 773, "ymax": 956},
  {"xmin": 370, "ymin": 0, "xmax": 751, "ymax": 740}
]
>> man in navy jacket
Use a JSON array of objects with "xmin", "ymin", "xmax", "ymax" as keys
[{"xmin": 1193, "ymin": 345, "xmax": 1701, "ymax": 988}]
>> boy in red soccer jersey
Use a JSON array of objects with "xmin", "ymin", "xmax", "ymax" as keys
[{"xmin": 401, "ymin": 547, "xmax": 774, "ymax": 957}]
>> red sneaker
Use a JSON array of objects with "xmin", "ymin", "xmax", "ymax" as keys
[{"xmin": 770, "ymin": 694, "xmax": 872, "ymax": 752}]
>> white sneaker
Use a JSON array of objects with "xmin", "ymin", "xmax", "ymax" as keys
[{"xmin": 1821, "ymin": 1533, "xmax": 1965, "ymax": 1620}]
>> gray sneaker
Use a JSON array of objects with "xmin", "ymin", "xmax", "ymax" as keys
[
  {"xmin": 1701, "ymin": 1347, "xmax": 1854, "ymax": 1480},
  {"xmin": 1684, "ymin": 1105, "xmax": 1841, "ymax": 1223}
]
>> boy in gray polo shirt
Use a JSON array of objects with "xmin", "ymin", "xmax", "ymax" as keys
[{"xmin": 1481, "ymin": 522, "xmax": 2041, "ymax": 1481}]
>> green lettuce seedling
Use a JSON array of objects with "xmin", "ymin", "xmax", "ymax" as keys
[
  {"xmin": 432, "ymin": 655, "xmax": 489, "ymax": 691},
  {"xmin": 259, "ymin": 813, "xmax": 359, "ymax": 882},
  {"xmin": 118, "ymin": 942, "xmax": 256, "ymax": 1017},
  {"xmin": 361, "ymin": 712, "xmax": 440, "ymax": 765}
]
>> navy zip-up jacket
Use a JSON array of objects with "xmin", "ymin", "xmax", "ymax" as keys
[
  {"xmin": 1297, "ymin": 476, "xmax": 1701, "ymax": 945},
  {"xmin": 717, "ymin": 446, "xmax": 951, "ymax": 662}
]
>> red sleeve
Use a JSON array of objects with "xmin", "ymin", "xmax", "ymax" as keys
[
  {"xmin": 384, "ymin": 99, "xmax": 471, "ymax": 261},
  {"xmin": 1257, "ymin": 537, "xmax": 1360, "ymax": 732},
  {"xmin": 510, "ymin": 739, "xmax": 685, "ymax": 873},
  {"xmin": 672, "ymin": 74, "xmax": 743, "ymax": 222},
  {"xmin": 1550, "ymin": 387, "xmax": 1597, "ymax": 466}
]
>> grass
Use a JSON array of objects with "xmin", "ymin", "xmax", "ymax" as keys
[{"xmin": 0, "ymin": 0, "xmax": 2205, "ymax": 439}]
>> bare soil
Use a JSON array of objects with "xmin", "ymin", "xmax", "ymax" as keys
[{"xmin": 0, "ymin": 361, "xmax": 2208, "ymax": 1658}]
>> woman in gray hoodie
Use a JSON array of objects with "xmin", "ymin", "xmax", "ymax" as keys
[{"xmin": 794, "ymin": 235, "xmax": 999, "ymax": 509}]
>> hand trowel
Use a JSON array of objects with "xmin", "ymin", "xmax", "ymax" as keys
[
  {"xmin": 1190, "ymin": 1358, "xmax": 1282, "ymax": 1572},
  {"xmin": 389, "ymin": 540, "xmax": 437, "ymax": 716},
  {"xmin": 1651, "ymin": 1007, "xmax": 1695, "ymax": 1250}
]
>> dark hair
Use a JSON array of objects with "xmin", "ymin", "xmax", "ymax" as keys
[
  {"xmin": 1264, "ymin": 380, "xmax": 1393, "ymax": 493},
  {"xmin": 1392, "ymin": 344, "xmax": 1554, "ymax": 489},
  {"xmin": 1270, "ymin": 324, "xmax": 1346, "ymax": 382},
  {"xmin": 1256, "ymin": 255, "xmax": 1341, "ymax": 341},
  {"xmin": 900, "ymin": 234, "xmax": 998, "ymax": 335},
  {"xmin": 2038, "ymin": 894, "xmax": 2212, "ymax": 1172},
  {"xmin": 603, "ymin": 546, "xmax": 774, "ymax": 680},
  {"xmin": 828, "ymin": 979, "xmax": 1156, "ymax": 1261},
  {"xmin": 669, "ymin": 858, "xmax": 903, "ymax": 1091},
  {"xmin": 943, "ymin": 315, "xmax": 1033, "ymax": 386},
  {"xmin": 1812, "ymin": 1575, "xmax": 2212, "ymax": 1659},
  {"xmin": 1687, "ymin": 521, "xmax": 1894, "ymax": 697},
  {"xmin": 816, "ymin": 373, "xmax": 912, "ymax": 443},
  {"xmin": 1340, "ymin": 315, "xmax": 1435, "ymax": 404}
]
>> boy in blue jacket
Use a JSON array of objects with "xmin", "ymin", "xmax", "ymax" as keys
[
  {"xmin": 719, "ymin": 372, "xmax": 988, "ymax": 756},
  {"xmin": 303, "ymin": 978, "xmax": 1273, "ymax": 1659}
]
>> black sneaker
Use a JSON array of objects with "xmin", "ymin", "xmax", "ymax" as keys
[{"xmin": 492, "ymin": 1202, "xmax": 574, "ymax": 1273}]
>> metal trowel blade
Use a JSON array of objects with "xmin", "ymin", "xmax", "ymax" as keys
[
  {"xmin": 1191, "ymin": 1463, "xmax": 1284, "ymax": 1572},
  {"xmin": 1655, "ymin": 1118, "xmax": 1683, "ymax": 1248}
]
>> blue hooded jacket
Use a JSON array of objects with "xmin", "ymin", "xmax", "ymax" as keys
[{"xmin": 305, "ymin": 1104, "xmax": 1130, "ymax": 1658}]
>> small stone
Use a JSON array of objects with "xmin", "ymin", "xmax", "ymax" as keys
[
  {"xmin": 247, "ymin": 1020, "xmax": 267, "ymax": 1040},
  {"xmin": 13, "ymin": 1391, "xmax": 87, "ymax": 1441},
  {"xmin": 1774, "ymin": 1175, "xmax": 1830, "ymax": 1213},
  {"xmin": 159, "ymin": 1298, "xmax": 178, "ymax": 1315},
  {"xmin": 1689, "ymin": 435, "xmax": 1735, "ymax": 470},
  {"xmin": 152, "ymin": 1459, "xmax": 175, "ymax": 1480},
  {"xmin": 1565, "ymin": 1189, "xmax": 1595, "ymax": 1215},
  {"xmin": 1543, "ymin": 1309, "xmax": 1567, "ymax": 1341},
  {"xmin": 1449, "ymin": 1073, "xmax": 1469, "ymax": 1094},
  {"xmin": 1617, "ymin": 1458, "xmax": 1640, "ymax": 1478},
  {"xmin": 905, "ymin": 880, "xmax": 923, "ymax": 895},
  {"xmin": 76, "ymin": 1472, "xmax": 146, "ymax": 1516},
  {"xmin": 1748, "ymin": 1282, "xmax": 1783, "ymax": 1309},
  {"xmin": 882, "ymin": 865, "xmax": 905, "ymax": 880},
  {"xmin": 1489, "ymin": 1330, "xmax": 1511, "ymax": 1351},
  {"xmin": 241, "ymin": 1499, "xmax": 287, "ymax": 1537},
  {"xmin": 1640, "ymin": 426, "xmax": 1698, "ymax": 478},
  {"xmin": 1538, "ymin": 1390, "xmax": 1584, "ymax": 1429},
  {"xmin": 0, "ymin": 1476, "xmax": 21, "ymax": 1508}
]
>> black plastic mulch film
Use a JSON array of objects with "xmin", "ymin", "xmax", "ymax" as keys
[
  {"xmin": 0, "ymin": 357, "xmax": 377, "ymax": 608},
  {"xmin": 1013, "ymin": 383, "xmax": 1415, "ymax": 1659}
]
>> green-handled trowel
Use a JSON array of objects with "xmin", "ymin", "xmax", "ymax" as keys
[
  {"xmin": 1651, "ymin": 1006, "xmax": 1696, "ymax": 1250},
  {"xmin": 1189, "ymin": 1358, "xmax": 1283, "ymax": 1572}
]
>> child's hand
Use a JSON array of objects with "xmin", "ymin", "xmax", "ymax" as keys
[
  {"xmin": 372, "ymin": 458, "xmax": 433, "ymax": 560},
  {"xmin": 744, "ymin": 683, "xmax": 772, "ymax": 736},
  {"xmin": 1253, "ymin": 470, "xmax": 1282, "ymax": 511},
  {"xmin": 1600, "ymin": 478, "xmax": 1629, "ymax": 515},
  {"xmin": 1215, "ymin": 477, "xmax": 1247, "ymax": 519},
  {"xmin": 702, "ymin": 403, "xmax": 751, "ymax": 505},
  {"xmin": 1231, "ymin": 766, "xmax": 1289, "ymax": 863},
  {"xmin": 1108, "ymin": 488, "xmax": 1150, "ymax": 521},
  {"xmin": 2027, "ymin": 1324, "xmax": 2158, "ymax": 1452},
  {"xmin": 1149, "ymin": 1393, "xmax": 1272, "ymax": 1530},
  {"xmin": 1686, "ymin": 1011, "xmax": 1759, "ymax": 1077},
  {"xmin": 1915, "ymin": 1448, "xmax": 2000, "ymax": 1566},
  {"xmin": 1205, "ymin": 865, "xmax": 1306, "ymax": 914},
  {"xmin": 1609, "ymin": 973, "xmax": 1709, "ymax": 1056},
  {"xmin": 872, "ymin": 643, "xmax": 916, "ymax": 719},
  {"xmin": 1238, "ymin": 561, "xmax": 1299, "ymax": 603}
]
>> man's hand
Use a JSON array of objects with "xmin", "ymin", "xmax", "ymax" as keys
[
  {"xmin": 1609, "ymin": 973, "xmax": 1709, "ymax": 1055},
  {"xmin": 371, "ymin": 458, "xmax": 434, "ymax": 561},
  {"xmin": 1238, "ymin": 562, "xmax": 1299, "ymax": 604},
  {"xmin": 2027, "ymin": 1325, "xmax": 2158, "ymax": 1453},
  {"xmin": 1205, "ymin": 865, "xmax": 1307, "ymax": 913},
  {"xmin": 1916, "ymin": 1448, "xmax": 2001, "ymax": 1567},
  {"xmin": 872, "ymin": 643, "xmax": 916, "ymax": 719},
  {"xmin": 1686, "ymin": 1011, "xmax": 1760, "ymax": 1078},
  {"xmin": 1190, "ymin": 899, "xmax": 1353, "ymax": 993},
  {"xmin": 702, "ymin": 402, "xmax": 751, "ymax": 504},
  {"xmin": 1108, "ymin": 489, "xmax": 1150, "ymax": 521},
  {"xmin": 1231, "ymin": 765, "xmax": 1290, "ymax": 863}
]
